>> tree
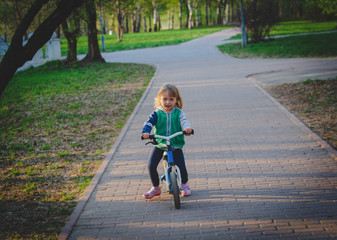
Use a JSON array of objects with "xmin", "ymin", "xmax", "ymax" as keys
[
  {"xmin": 153, "ymin": 0, "xmax": 158, "ymax": 31},
  {"xmin": 317, "ymin": 0, "xmax": 337, "ymax": 15},
  {"xmin": 61, "ymin": 9, "xmax": 82, "ymax": 63},
  {"xmin": 0, "ymin": 0, "xmax": 84, "ymax": 97},
  {"xmin": 305, "ymin": 0, "xmax": 337, "ymax": 21},
  {"xmin": 245, "ymin": 0, "xmax": 279, "ymax": 43},
  {"xmin": 187, "ymin": 0, "xmax": 200, "ymax": 29},
  {"xmin": 115, "ymin": 0, "xmax": 126, "ymax": 41},
  {"xmin": 135, "ymin": 0, "xmax": 142, "ymax": 32},
  {"xmin": 0, "ymin": 0, "xmax": 36, "ymax": 41},
  {"xmin": 81, "ymin": 0, "xmax": 105, "ymax": 62}
]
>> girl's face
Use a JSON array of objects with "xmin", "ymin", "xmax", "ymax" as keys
[{"xmin": 160, "ymin": 91, "xmax": 177, "ymax": 113}]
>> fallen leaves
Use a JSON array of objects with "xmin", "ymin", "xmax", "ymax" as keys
[{"xmin": 265, "ymin": 78, "xmax": 337, "ymax": 150}]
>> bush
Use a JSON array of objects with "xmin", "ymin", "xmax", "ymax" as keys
[{"xmin": 245, "ymin": 0, "xmax": 280, "ymax": 43}]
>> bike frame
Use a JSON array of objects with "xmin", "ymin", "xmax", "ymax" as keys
[
  {"xmin": 142, "ymin": 130, "xmax": 193, "ymax": 209},
  {"xmin": 158, "ymin": 132, "xmax": 184, "ymax": 190}
]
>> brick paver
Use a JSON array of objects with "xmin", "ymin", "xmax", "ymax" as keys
[{"xmin": 61, "ymin": 28, "xmax": 337, "ymax": 240}]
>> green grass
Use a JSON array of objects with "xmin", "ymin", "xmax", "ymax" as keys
[
  {"xmin": 270, "ymin": 20, "xmax": 337, "ymax": 35},
  {"xmin": 61, "ymin": 26, "xmax": 233, "ymax": 56},
  {"xmin": 228, "ymin": 20, "xmax": 337, "ymax": 40},
  {"xmin": 0, "ymin": 61, "xmax": 155, "ymax": 239},
  {"xmin": 219, "ymin": 31, "xmax": 337, "ymax": 58}
]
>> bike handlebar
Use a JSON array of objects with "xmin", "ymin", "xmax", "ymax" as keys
[{"xmin": 141, "ymin": 129, "xmax": 194, "ymax": 141}]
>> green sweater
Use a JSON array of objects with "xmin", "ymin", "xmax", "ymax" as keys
[{"xmin": 142, "ymin": 106, "xmax": 192, "ymax": 150}]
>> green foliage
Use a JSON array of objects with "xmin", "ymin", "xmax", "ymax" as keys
[
  {"xmin": 245, "ymin": 0, "xmax": 280, "ymax": 43},
  {"xmin": 306, "ymin": 0, "xmax": 337, "ymax": 15}
]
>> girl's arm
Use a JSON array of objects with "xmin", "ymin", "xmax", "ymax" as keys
[
  {"xmin": 180, "ymin": 110, "xmax": 192, "ymax": 135},
  {"xmin": 141, "ymin": 110, "xmax": 157, "ymax": 139}
]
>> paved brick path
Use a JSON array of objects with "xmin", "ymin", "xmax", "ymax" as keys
[{"xmin": 60, "ymin": 28, "xmax": 337, "ymax": 240}]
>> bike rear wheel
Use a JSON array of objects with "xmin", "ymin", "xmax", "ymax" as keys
[{"xmin": 170, "ymin": 171, "xmax": 181, "ymax": 209}]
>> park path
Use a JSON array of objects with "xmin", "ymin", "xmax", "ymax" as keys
[{"xmin": 61, "ymin": 28, "xmax": 337, "ymax": 239}]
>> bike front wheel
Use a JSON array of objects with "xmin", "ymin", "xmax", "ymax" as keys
[{"xmin": 170, "ymin": 171, "xmax": 181, "ymax": 209}]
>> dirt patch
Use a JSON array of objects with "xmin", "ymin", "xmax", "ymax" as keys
[{"xmin": 264, "ymin": 78, "xmax": 337, "ymax": 151}]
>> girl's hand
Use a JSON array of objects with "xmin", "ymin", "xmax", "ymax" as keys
[
  {"xmin": 141, "ymin": 132, "xmax": 150, "ymax": 139},
  {"xmin": 184, "ymin": 128, "xmax": 193, "ymax": 136}
]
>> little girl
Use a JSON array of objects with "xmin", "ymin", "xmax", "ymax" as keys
[{"xmin": 141, "ymin": 84, "xmax": 193, "ymax": 199}]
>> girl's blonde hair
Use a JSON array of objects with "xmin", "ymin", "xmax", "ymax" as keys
[{"xmin": 154, "ymin": 84, "xmax": 183, "ymax": 109}]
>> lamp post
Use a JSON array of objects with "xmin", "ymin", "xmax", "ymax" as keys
[
  {"xmin": 240, "ymin": 0, "xmax": 247, "ymax": 47},
  {"xmin": 99, "ymin": 0, "xmax": 105, "ymax": 52}
]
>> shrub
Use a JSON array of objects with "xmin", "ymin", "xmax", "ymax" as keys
[{"xmin": 245, "ymin": 0, "xmax": 280, "ymax": 43}]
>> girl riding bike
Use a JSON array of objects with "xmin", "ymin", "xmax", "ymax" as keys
[{"xmin": 141, "ymin": 84, "xmax": 193, "ymax": 199}]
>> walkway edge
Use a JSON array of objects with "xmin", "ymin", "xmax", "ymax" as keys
[
  {"xmin": 58, "ymin": 64, "xmax": 159, "ymax": 240},
  {"xmin": 248, "ymin": 76, "xmax": 337, "ymax": 161}
]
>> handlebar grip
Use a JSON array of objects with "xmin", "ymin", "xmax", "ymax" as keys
[
  {"xmin": 141, "ymin": 135, "xmax": 155, "ymax": 140},
  {"xmin": 183, "ymin": 129, "xmax": 194, "ymax": 135}
]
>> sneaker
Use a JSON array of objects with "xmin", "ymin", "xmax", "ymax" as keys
[
  {"xmin": 143, "ymin": 187, "xmax": 161, "ymax": 199},
  {"xmin": 181, "ymin": 183, "xmax": 191, "ymax": 197}
]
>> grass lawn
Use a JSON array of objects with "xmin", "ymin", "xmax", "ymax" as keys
[
  {"xmin": 218, "ymin": 31, "xmax": 337, "ymax": 58},
  {"xmin": 61, "ymin": 26, "xmax": 233, "ymax": 56},
  {"xmin": 0, "ymin": 61, "xmax": 155, "ymax": 239},
  {"xmin": 270, "ymin": 20, "xmax": 337, "ymax": 35},
  {"xmin": 228, "ymin": 20, "xmax": 337, "ymax": 40}
]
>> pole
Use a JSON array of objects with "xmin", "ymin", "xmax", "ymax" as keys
[
  {"xmin": 240, "ymin": 0, "xmax": 247, "ymax": 48},
  {"xmin": 99, "ymin": 0, "xmax": 105, "ymax": 52}
]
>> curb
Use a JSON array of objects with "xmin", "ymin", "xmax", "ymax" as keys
[
  {"xmin": 247, "ymin": 76, "xmax": 337, "ymax": 161},
  {"xmin": 58, "ymin": 64, "xmax": 159, "ymax": 240}
]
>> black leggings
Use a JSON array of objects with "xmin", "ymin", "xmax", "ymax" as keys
[{"xmin": 147, "ymin": 147, "xmax": 188, "ymax": 187}]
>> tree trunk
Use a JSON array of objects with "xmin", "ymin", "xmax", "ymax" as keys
[
  {"xmin": 61, "ymin": 10, "xmax": 80, "ymax": 63},
  {"xmin": 210, "ymin": 2, "xmax": 213, "ymax": 25},
  {"xmin": 0, "ymin": 0, "xmax": 84, "ymax": 97},
  {"xmin": 125, "ymin": 15, "xmax": 129, "ymax": 33},
  {"xmin": 158, "ymin": 10, "xmax": 161, "ymax": 31},
  {"xmin": 143, "ymin": 16, "xmax": 147, "ymax": 32},
  {"xmin": 81, "ymin": 0, "xmax": 104, "ymax": 63},
  {"xmin": 187, "ymin": 0, "xmax": 193, "ymax": 29},
  {"xmin": 153, "ymin": 0, "xmax": 158, "ymax": 32},
  {"xmin": 230, "ymin": 0, "xmax": 234, "ymax": 23},
  {"xmin": 179, "ymin": 0, "xmax": 182, "ymax": 29},
  {"xmin": 61, "ymin": 21, "xmax": 78, "ymax": 63},
  {"xmin": 131, "ymin": 12, "xmax": 135, "ymax": 32},
  {"xmin": 148, "ymin": 16, "xmax": 152, "ymax": 31},
  {"xmin": 205, "ymin": 0, "xmax": 209, "ymax": 26},
  {"xmin": 117, "ymin": 9, "xmax": 124, "ymax": 41},
  {"xmin": 223, "ymin": 0, "xmax": 228, "ymax": 25},
  {"xmin": 217, "ymin": 0, "xmax": 221, "ymax": 25},
  {"xmin": 136, "ymin": 1, "xmax": 141, "ymax": 32},
  {"xmin": 171, "ymin": 7, "xmax": 175, "ymax": 29}
]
